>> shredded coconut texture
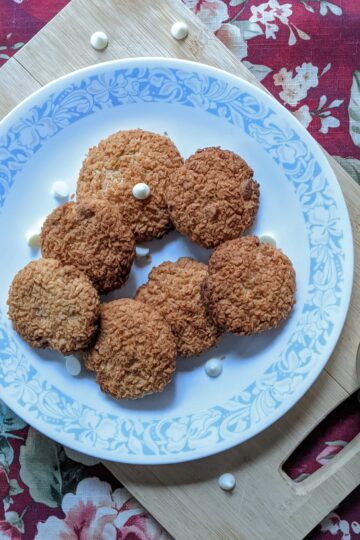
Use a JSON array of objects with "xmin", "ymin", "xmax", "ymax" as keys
[
  {"xmin": 41, "ymin": 199, "xmax": 135, "ymax": 293},
  {"xmin": 136, "ymin": 258, "xmax": 222, "ymax": 357},
  {"xmin": 166, "ymin": 147, "xmax": 260, "ymax": 248},
  {"xmin": 84, "ymin": 299, "xmax": 176, "ymax": 399},
  {"xmin": 202, "ymin": 236, "xmax": 296, "ymax": 334},
  {"xmin": 77, "ymin": 129, "xmax": 183, "ymax": 240},
  {"xmin": 7, "ymin": 258, "xmax": 99, "ymax": 354}
]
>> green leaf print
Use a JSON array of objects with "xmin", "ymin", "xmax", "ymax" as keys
[
  {"xmin": 334, "ymin": 156, "xmax": 360, "ymax": 185},
  {"xmin": 0, "ymin": 437, "xmax": 14, "ymax": 471},
  {"xmin": 348, "ymin": 71, "xmax": 360, "ymax": 148},
  {"xmin": 19, "ymin": 428, "xmax": 87, "ymax": 508},
  {"xmin": 0, "ymin": 401, "xmax": 26, "ymax": 435}
]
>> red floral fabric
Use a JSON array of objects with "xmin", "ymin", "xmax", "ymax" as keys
[
  {"xmin": 185, "ymin": 0, "xmax": 360, "ymax": 164},
  {"xmin": 1, "ymin": 1, "xmax": 360, "ymax": 538}
]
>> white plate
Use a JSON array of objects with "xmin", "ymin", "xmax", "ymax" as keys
[{"xmin": 0, "ymin": 58, "xmax": 353, "ymax": 464}]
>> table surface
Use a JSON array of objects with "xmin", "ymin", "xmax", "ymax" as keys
[{"xmin": 0, "ymin": 1, "xmax": 360, "ymax": 539}]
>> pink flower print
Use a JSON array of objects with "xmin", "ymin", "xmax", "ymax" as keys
[
  {"xmin": 35, "ymin": 478, "xmax": 165, "ymax": 540},
  {"xmin": 0, "ymin": 521, "xmax": 21, "ymax": 540},
  {"xmin": 316, "ymin": 440, "xmax": 347, "ymax": 465}
]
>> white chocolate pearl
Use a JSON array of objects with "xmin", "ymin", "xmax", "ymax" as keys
[
  {"xmin": 65, "ymin": 356, "xmax": 81, "ymax": 376},
  {"xmin": 171, "ymin": 21, "xmax": 189, "ymax": 40},
  {"xmin": 132, "ymin": 183, "xmax": 151, "ymax": 200},
  {"xmin": 218, "ymin": 473, "xmax": 236, "ymax": 492},
  {"xmin": 26, "ymin": 216, "xmax": 46, "ymax": 249},
  {"xmin": 51, "ymin": 180, "xmax": 69, "ymax": 200},
  {"xmin": 37, "ymin": 216, "xmax": 46, "ymax": 228},
  {"xmin": 135, "ymin": 246, "xmax": 150, "ymax": 258},
  {"xmin": 90, "ymin": 31, "xmax": 109, "ymax": 51},
  {"xmin": 259, "ymin": 234, "xmax": 276, "ymax": 247},
  {"xmin": 205, "ymin": 358, "xmax": 222, "ymax": 377},
  {"xmin": 25, "ymin": 231, "xmax": 40, "ymax": 249}
]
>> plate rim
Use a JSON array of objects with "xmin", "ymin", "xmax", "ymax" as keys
[{"xmin": 0, "ymin": 57, "xmax": 354, "ymax": 464}]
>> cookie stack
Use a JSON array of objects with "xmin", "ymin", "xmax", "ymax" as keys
[{"xmin": 7, "ymin": 129, "xmax": 296, "ymax": 400}]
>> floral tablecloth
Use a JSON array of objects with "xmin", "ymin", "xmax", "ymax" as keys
[{"xmin": 1, "ymin": 1, "xmax": 360, "ymax": 538}]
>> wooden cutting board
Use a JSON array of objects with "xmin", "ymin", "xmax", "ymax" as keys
[{"xmin": 1, "ymin": 1, "xmax": 360, "ymax": 538}]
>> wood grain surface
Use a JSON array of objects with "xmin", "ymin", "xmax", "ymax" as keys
[{"xmin": 1, "ymin": 0, "xmax": 360, "ymax": 538}]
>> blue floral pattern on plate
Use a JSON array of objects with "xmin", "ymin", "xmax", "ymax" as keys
[{"xmin": 0, "ymin": 61, "xmax": 352, "ymax": 462}]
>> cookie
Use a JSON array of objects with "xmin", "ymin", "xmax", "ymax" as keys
[
  {"xmin": 41, "ymin": 200, "xmax": 135, "ymax": 293},
  {"xmin": 202, "ymin": 236, "xmax": 296, "ymax": 334},
  {"xmin": 76, "ymin": 129, "xmax": 183, "ymax": 240},
  {"xmin": 7, "ymin": 258, "xmax": 99, "ymax": 354},
  {"xmin": 166, "ymin": 147, "xmax": 260, "ymax": 248},
  {"xmin": 136, "ymin": 258, "xmax": 221, "ymax": 357},
  {"xmin": 84, "ymin": 299, "xmax": 176, "ymax": 399}
]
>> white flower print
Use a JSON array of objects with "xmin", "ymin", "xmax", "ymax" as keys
[
  {"xmin": 249, "ymin": 1, "xmax": 278, "ymax": 25},
  {"xmin": 273, "ymin": 63, "xmax": 343, "ymax": 134},
  {"xmin": 273, "ymin": 67, "xmax": 292, "ymax": 87},
  {"xmin": 249, "ymin": 1, "xmax": 281, "ymax": 38},
  {"xmin": 293, "ymin": 105, "xmax": 312, "ymax": 128},
  {"xmin": 295, "ymin": 62, "xmax": 319, "ymax": 90},
  {"xmin": 249, "ymin": 0, "xmax": 307, "ymax": 45},
  {"xmin": 279, "ymin": 82, "xmax": 307, "ymax": 107},
  {"xmin": 274, "ymin": 62, "xmax": 318, "ymax": 106},
  {"xmin": 268, "ymin": 0, "xmax": 292, "ymax": 23}
]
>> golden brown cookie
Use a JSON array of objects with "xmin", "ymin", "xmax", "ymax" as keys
[
  {"xmin": 166, "ymin": 147, "xmax": 260, "ymax": 248},
  {"xmin": 136, "ymin": 258, "xmax": 221, "ymax": 357},
  {"xmin": 84, "ymin": 299, "xmax": 176, "ymax": 399},
  {"xmin": 41, "ymin": 200, "xmax": 135, "ymax": 293},
  {"xmin": 7, "ymin": 258, "xmax": 99, "ymax": 354},
  {"xmin": 202, "ymin": 236, "xmax": 296, "ymax": 334},
  {"xmin": 76, "ymin": 129, "xmax": 183, "ymax": 241}
]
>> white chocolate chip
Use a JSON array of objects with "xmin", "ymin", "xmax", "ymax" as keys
[
  {"xmin": 218, "ymin": 473, "xmax": 236, "ymax": 492},
  {"xmin": 25, "ymin": 231, "xmax": 40, "ymax": 249},
  {"xmin": 132, "ymin": 183, "xmax": 151, "ymax": 200},
  {"xmin": 26, "ymin": 217, "xmax": 46, "ymax": 249},
  {"xmin": 65, "ymin": 355, "xmax": 82, "ymax": 376},
  {"xmin": 51, "ymin": 180, "xmax": 69, "ymax": 200},
  {"xmin": 135, "ymin": 246, "xmax": 150, "ymax": 258},
  {"xmin": 205, "ymin": 358, "xmax": 222, "ymax": 377},
  {"xmin": 37, "ymin": 216, "xmax": 46, "ymax": 229},
  {"xmin": 90, "ymin": 31, "xmax": 109, "ymax": 51},
  {"xmin": 259, "ymin": 234, "xmax": 276, "ymax": 247},
  {"xmin": 171, "ymin": 21, "xmax": 189, "ymax": 40}
]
